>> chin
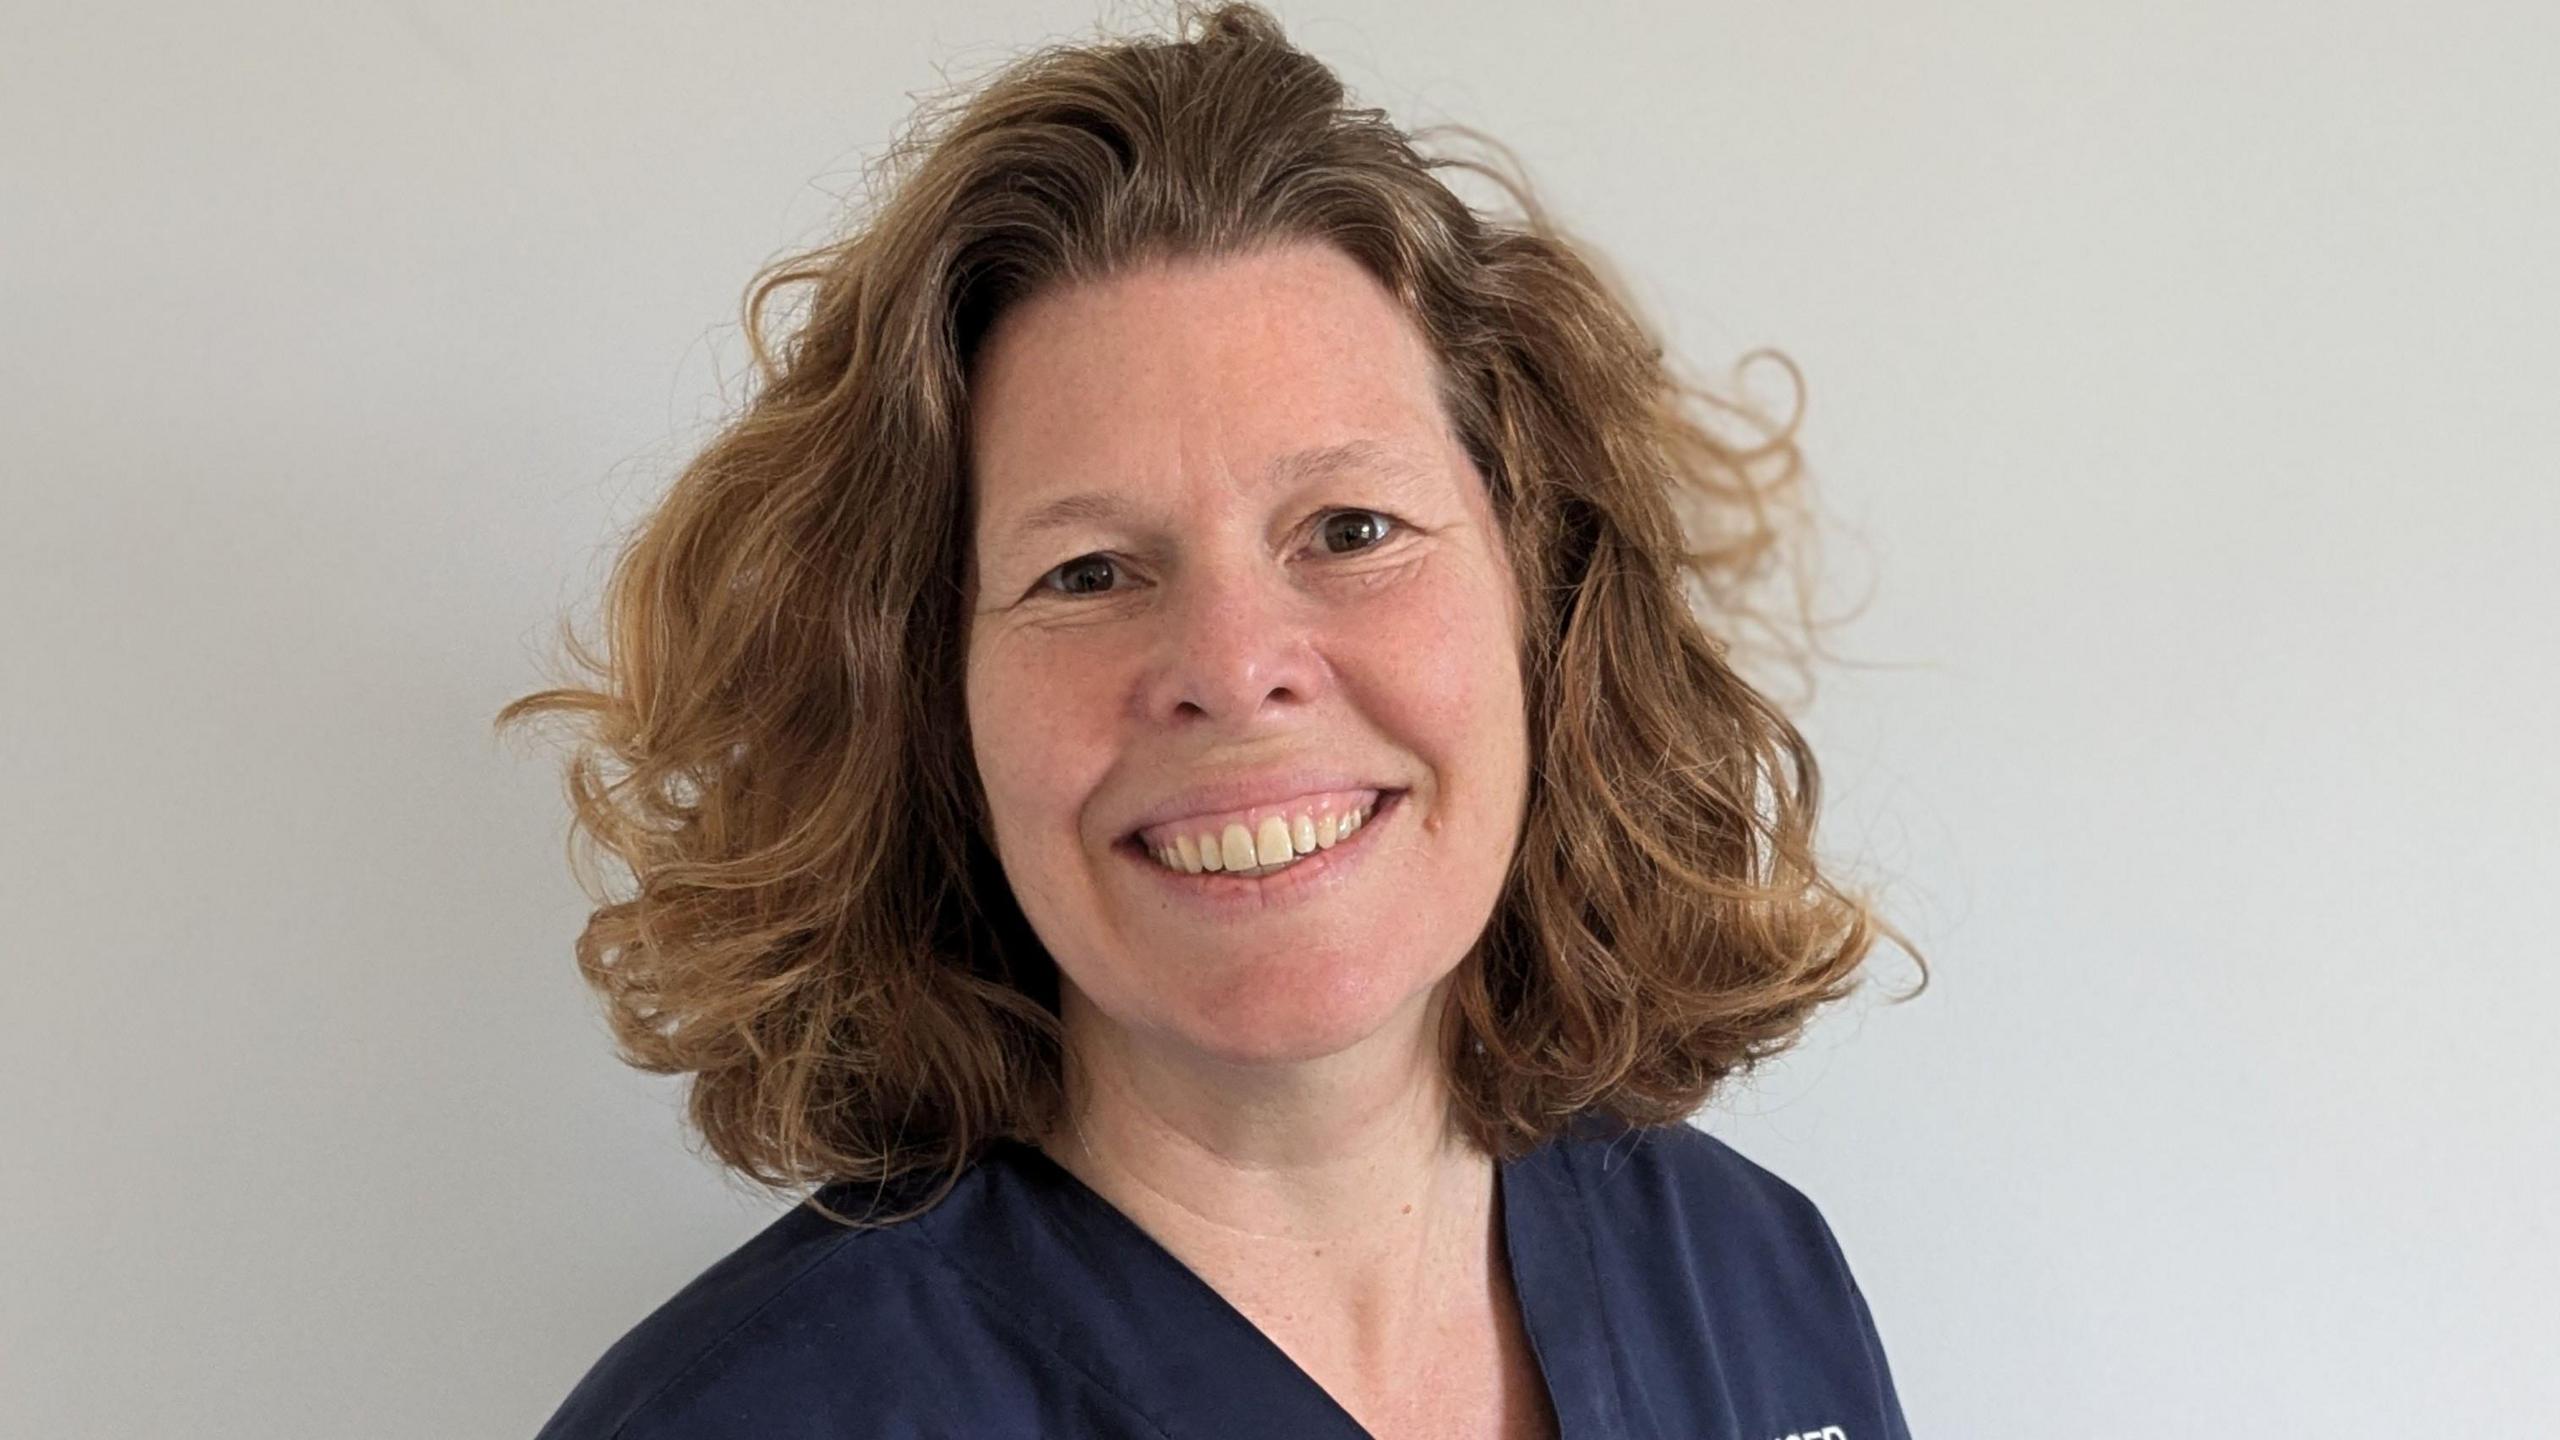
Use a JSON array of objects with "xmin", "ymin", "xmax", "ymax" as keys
[{"xmin": 1156, "ymin": 951, "xmax": 1445, "ymax": 1069}]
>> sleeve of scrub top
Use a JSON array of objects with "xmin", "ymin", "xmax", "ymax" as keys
[{"xmin": 1809, "ymin": 1200, "xmax": 1916, "ymax": 1440}]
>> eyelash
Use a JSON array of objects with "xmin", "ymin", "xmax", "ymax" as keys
[{"xmin": 1034, "ymin": 508, "xmax": 1404, "ymax": 600}]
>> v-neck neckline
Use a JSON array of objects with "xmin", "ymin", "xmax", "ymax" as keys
[{"xmin": 929, "ymin": 1130, "xmax": 1629, "ymax": 1439}]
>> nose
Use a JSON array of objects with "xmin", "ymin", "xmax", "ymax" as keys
[{"xmin": 1138, "ymin": 550, "xmax": 1330, "ymax": 730}]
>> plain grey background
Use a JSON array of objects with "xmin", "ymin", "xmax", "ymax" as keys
[{"xmin": 5, "ymin": 2, "xmax": 2554, "ymax": 1435}]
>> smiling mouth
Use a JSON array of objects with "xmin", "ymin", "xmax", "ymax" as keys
[{"xmin": 1115, "ymin": 788, "xmax": 1407, "ymax": 875}]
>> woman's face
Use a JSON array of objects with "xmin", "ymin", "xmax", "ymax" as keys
[{"xmin": 963, "ymin": 240, "xmax": 1529, "ymax": 1071}]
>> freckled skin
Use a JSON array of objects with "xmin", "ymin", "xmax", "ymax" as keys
[{"xmin": 961, "ymin": 239, "xmax": 1530, "ymax": 1075}]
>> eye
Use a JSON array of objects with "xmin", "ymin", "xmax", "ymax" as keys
[
  {"xmin": 1315, "ymin": 508, "xmax": 1399, "ymax": 555},
  {"xmin": 1037, "ymin": 553, "xmax": 1126, "ymax": 598},
  {"xmin": 1028, "ymin": 509, "xmax": 1403, "ymax": 601}
]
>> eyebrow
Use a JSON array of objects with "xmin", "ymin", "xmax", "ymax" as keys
[{"xmin": 1002, "ymin": 438, "xmax": 1435, "ymax": 545}]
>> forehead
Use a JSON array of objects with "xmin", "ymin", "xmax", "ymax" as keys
[{"xmin": 966, "ymin": 242, "xmax": 1453, "ymax": 502}]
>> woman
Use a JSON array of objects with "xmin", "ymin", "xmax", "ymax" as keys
[{"xmin": 503, "ymin": 4, "xmax": 1927, "ymax": 1437}]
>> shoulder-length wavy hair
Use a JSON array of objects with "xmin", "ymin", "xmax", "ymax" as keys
[{"xmin": 498, "ymin": 0, "xmax": 1926, "ymax": 1229}]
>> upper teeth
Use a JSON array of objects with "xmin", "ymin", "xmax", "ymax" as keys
[{"xmin": 1146, "ymin": 799, "xmax": 1376, "ymax": 875}]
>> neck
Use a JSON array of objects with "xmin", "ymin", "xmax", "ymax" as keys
[{"xmin": 1037, "ymin": 976, "xmax": 1497, "ymax": 1348}]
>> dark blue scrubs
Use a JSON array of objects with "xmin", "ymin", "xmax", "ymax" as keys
[{"xmin": 533, "ymin": 1113, "xmax": 1912, "ymax": 1438}]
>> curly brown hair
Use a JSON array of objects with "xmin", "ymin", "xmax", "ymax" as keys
[{"xmin": 496, "ymin": 0, "xmax": 1927, "ymax": 1230}]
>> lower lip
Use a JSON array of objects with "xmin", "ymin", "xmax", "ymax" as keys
[{"xmin": 1119, "ymin": 790, "xmax": 1407, "ymax": 910}]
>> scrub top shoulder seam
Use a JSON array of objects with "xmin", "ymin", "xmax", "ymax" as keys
[
  {"xmin": 1544, "ymin": 1132, "xmax": 1640, "ymax": 1438},
  {"xmin": 601, "ymin": 1214, "xmax": 876, "ymax": 1440},
  {"xmin": 906, "ymin": 1203, "xmax": 1182, "ymax": 1440}
]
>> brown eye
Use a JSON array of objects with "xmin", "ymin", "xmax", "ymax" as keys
[
  {"xmin": 1317, "ymin": 509, "xmax": 1396, "ymax": 555},
  {"xmin": 1043, "ymin": 555, "xmax": 1122, "ymax": 596}
]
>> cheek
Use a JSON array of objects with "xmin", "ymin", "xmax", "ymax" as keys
[
  {"xmin": 964, "ymin": 643, "xmax": 1105, "ymax": 853},
  {"xmin": 1353, "ymin": 558, "xmax": 1525, "ymax": 741}
]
